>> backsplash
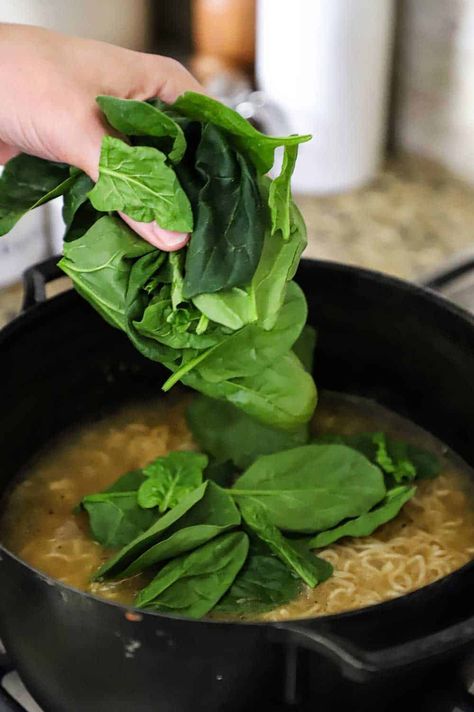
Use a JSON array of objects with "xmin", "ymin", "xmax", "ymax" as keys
[{"xmin": 395, "ymin": 0, "xmax": 474, "ymax": 185}]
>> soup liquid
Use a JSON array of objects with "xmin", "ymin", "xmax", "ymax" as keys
[{"xmin": 1, "ymin": 393, "xmax": 474, "ymax": 620}]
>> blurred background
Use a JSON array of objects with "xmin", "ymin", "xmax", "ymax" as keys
[{"xmin": 1, "ymin": 0, "xmax": 474, "ymax": 319}]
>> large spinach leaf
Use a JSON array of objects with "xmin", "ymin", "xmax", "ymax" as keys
[
  {"xmin": 137, "ymin": 451, "xmax": 208, "ymax": 512},
  {"xmin": 97, "ymin": 96, "xmax": 186, "ymax": 163},
  {"xmin": 214, "ymin": 551, "xmax": 302, "ymax": 615},
  {"xmin": 135, "ymin": 531, "xmax": 249, "ymax": 617},
  {"xmin": 95, "ymin": 481, "xmax": 241, "ymax": 580},
  {"xmin": 231, "ymin": 444, "xmax": 386, "ymax": 533},
  {"xmin": 308, "ymin": 485, "xmax": 416, "ymax": 548},
  {"xmin": 88, "ymin": 137, "xmax": 193, "ymax": 231},
  {"xmin": 62, "ymin": 171, "xmax": 97, "ymax": 241},
  {"xmin": 187, "ymin": 395, "xmax": 308, "ymax": 470},
  {"xmin": 238, "ymin": 497, "xmax": 333, "ymax": 587},
  {"xmin": 82, "ymin": 492, "xmax": 157, "ymax": 548},
  {"xmin": 173, "ymin": 91, "xmax": 311, "ymax": 175},
  {"xmin": 315, "ymin": 432, "xmax": 441, "ymax": 482},
  {"xmin": 0, "ymin": 155, "xmax": 77, "ymax": 235},
  {"xmin": 182, "ymin": 124, "xmax": 267, "ymax": 298},
  {"xmin": 268, "ymin": 145, "xmax": 298, "ymax": 239}
]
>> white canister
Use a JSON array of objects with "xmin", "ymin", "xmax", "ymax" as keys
[{"xmin": 256, "ymin": 0, "xmax": 395, "ymax": 194}]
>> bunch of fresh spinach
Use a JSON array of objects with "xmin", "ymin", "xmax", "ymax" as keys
[
  {"xmin": 0, "ymin": 92, "xmax": 315, "ymax": 430},
  {"xmin": 79, "ymin": 431, "xmax": 439, "ymax": 619}
]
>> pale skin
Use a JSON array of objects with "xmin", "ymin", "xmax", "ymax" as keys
[{"xmin": 0, "ymin": 23, "xmax": 204, "ymax": 250}]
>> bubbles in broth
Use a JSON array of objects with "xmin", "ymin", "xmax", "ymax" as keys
[{"xmin": 1, "ymin": 392, "xmax": 474, "ymax": 620}]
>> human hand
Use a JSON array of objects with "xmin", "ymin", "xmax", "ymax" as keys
[{"xmin": 0, "ymin": 24, "xmax": 203, "ymax": 250}]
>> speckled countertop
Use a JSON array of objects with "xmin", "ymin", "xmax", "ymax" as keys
[{"xmin": 1, "ymin": 154, "xmax": 474, "ymax": 329}]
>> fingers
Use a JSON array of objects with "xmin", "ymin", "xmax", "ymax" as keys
[
  {"xmin": 119, "ymin": 213, "xmax": 189, "ymax": 251},
  {"xmin": 0, "ymin": 141, "xmax": 19, "ymax": 164},
  {"xmin": 140, "ymin": 55, "xmax": 205, "ymax": 104}
]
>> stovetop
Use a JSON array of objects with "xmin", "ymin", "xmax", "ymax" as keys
[{"xmin": 2, "ymin": 255, "xmax": 474, "ymax": 712}]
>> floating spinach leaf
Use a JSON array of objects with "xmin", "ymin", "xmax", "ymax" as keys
[
  {"xmin": 135, "ymin": 531, "xmax": 249, "ymax": 617},
  {"xmin": 214, "ymin": 552, "xmax": 302, "ymax": 615},
  {"xmin": 182, "ymin": 124, "xmax": 267, "ymax": 298},
  {"xmin": 0, "ymin": 154, "xmax": 77, "ymax": 236},
  {"xmin": 173, "ymin": 91, "xmax": 311, "ymax": 175},
  {"xmin": 187, "ymin": 395, "xmax": 308, "ymax": 470},
  {"xmin": 137, "ymin": 451, "xmax": 208, "ymax": 512},
  {"xmin": 315, "ymin": 432, "xmax": 441, "ymax": 482},
  {"xmin": 97, "ymin": 96, "xmax": 186, "ymax": 163},
  {"xmin": 231, "ymin": 444, "xmax": 386, "ymax": 533},
  {"xmin": 103, "ymin": 469, "xmax": 146, "ymax": 493},
  {"xmin": 88, "ymin": 137, "xmax": 193, "ymax": 231},
  {"xmin": 94, "ymin": 482, "xmax": 208, "ymax": 580},
  {"xmin": 238, "ymin": 497, "xmax": 333, "ymax": 587},
  {"xmin": 82, "ymin": 492, "xmax": 157, "ymax": 548},
  {"xmin": 308, "ymin": 485, "xmax": 416, "ymax": 548}
]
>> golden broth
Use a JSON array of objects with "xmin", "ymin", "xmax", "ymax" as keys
[{"xmin": 1, "ymin": 392, "xmax": 474, "ymax": 620}]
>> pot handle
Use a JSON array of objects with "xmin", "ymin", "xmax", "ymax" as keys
[
  {"xmin": 273, "ymin": 614, "xmax": 474, "ymax": 682},
  {"xmin": 22, "ymin": 256, "xmax": 63, "ymax": 311},
  {"xmin": 0, "ymin": 653, "xmax": 25, "ymax": 712}
]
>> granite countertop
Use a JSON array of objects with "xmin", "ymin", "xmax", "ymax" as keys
[{"xmin": 1, "ymin": 154, "xmax": 474, "ymax": 329}]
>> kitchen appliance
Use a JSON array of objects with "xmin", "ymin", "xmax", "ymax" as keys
[{"xmin": 1, "ymin": 257, "xmax": 474, "ymax": 711}]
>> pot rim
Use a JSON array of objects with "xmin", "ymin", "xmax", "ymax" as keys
[{"xmin": 1, "ymin": 257, "xmax": 474, "ymax": 630}]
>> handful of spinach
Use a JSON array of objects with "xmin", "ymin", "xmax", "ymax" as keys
[
  {"xmin": 79, "ymin": 432, "xmax": 439, "ymax": 619},
  {"xmin": 0, "ymin": 92, "xmax": 315, "ymax": 430}
]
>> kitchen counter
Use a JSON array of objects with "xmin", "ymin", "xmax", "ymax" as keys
[{"xmin": 1, "ymin": 154, "xmax": 474, "ymax": 329}]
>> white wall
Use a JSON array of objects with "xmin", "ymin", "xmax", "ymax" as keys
[{"xmin": 395, "ymin": 0, "xmax": 474, "ymax": 185}]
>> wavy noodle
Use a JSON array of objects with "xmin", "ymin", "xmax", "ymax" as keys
[{"xmin": 1, "ymin": 393, "xmax": 474, "ymax": 619}]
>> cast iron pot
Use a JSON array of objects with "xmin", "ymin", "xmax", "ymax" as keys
[{"xmin": 1, "ymin": 258, "xmax": 474, "ymax": 712}]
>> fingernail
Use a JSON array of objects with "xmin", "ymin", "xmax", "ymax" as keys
[{"xmin": 151, "ymin": 223, "xmax": 189, "ymax": 250}]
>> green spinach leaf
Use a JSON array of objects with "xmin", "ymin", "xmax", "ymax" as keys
[
  {"xmin": 214, "ymin": 551, "xmax": 302, "ymax": 615},
  {"xmin": 173, "ymin": 91, "xmax": 311, "ymax": 175},
  {"xmin": 88, "ymin": 137, "xmax": 193, "ymax": 231},
  {"xmin": 187, "ymin": 395, "xmax": 308, "ymax": 470},
  {"xmin": 82, "ymin": 492, "xmax": 157, "ymax": 548},
  {"xmin": 137, "ymin": 451, "xmax": 208, "ymax": 512},
  {"xmin": 238, "ymin": 497, "xmax": 333, "ymax": 587},
  {"xmin": 135, "ymin": 531, "xmax": 249, "ymax": 618},
  {"xmin": 231, "ymin": 444, "xmax": 386, "ymax": 533},
  {"xmin": 97, "ymin": 96, "xmax": 186, "ymax": 163},
  {"xmin": 293, "ymin": 325, "xmax": 317, "ymax": 373},
  {"xmin": 308, "ymin": 485, "xmax": 416, "ymax": 548},
  {"xmin": 0, "ymin": 155, "xmax": 77, "ymax": 236},
  {"xmin": 182, "ymin": 124, "xmax": 267, "ymax": 298},
  {"xmin": 268, "ymin": 145, "xmax": 298, "ymax": 239}
]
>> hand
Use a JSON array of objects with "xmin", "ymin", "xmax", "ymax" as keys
[{"xmin": 0, "ymin": 24, "xmax": 203, "ymax": 250}]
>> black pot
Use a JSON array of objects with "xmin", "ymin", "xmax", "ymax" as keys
[{"xmin": 1, "ymin": 258, "xmax": 474, "ymax": 712}]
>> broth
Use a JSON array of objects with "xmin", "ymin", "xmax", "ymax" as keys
[{"xmin": 1, "ymin": 392, "xmax": 474, "ymax": 620}]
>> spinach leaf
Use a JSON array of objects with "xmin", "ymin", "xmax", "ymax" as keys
[
  {"xmin": 315, "ymin": 432, "xmax": 441, "ymax": 482},
  {"xmin": 59, "ymin": 216, "xmax": 155, "ymax": 330},
  {"xmin": 308, "ymin": 485, "xmax": 416, "ymax": 548},
  {"xmin": 182, "ymin": 124, "xmax": 267, "ymax": 298},
  {"xmin": 187, "ymin": 395, "xmax": 308, "ymax": 470},
  {"xmin": 0, "ymin": 154, "xmax": 77, "ymax": 235},
  {"xmin": 194, "ymin": 281, "xmax": 307, "ymax": 382},
  {"xmin": 82, "ymin": 492, "xmax": 157, "ymax": 548},
  {"xmin": 204, "ymin": 458, "xmax": 235, "ymax": 487},
  {"xmin": 238, "ymin": 497, "xmax": 333, "ymax": 587},
  {"xmin": 231, "ymin": 444, "xmax": 386, "ymax": 533},
  {"xmin": 135, "ymin": 531, "xmax": 249, "ymax": 618},
  {"xmin": 293, "ymin": 325, "xmax": 317, "ymax": 373},
  {"xmin": 103, "ymin": 469, "xmax": 145, "ymax": 493},
  {"xmin": 181, "ymin": 350, "xmax": 317, "ymax": 430},
  {"xmin": 192, "ymin": 286, "xmax": 257, "ymax": 332},
  {"xmin": 88, "ymin": 137, "xmax": 193, "ymax": 232},
  {"xmin": 95, "ymin": 481, "xmax": 241, "ymax": 580},
  {"xmin": 62, "ymin": 171, "xmax": 97, "ymax": 241},
  {"xmin": 97, "ymin": 96, "xmax": 186, "ymax": 163},
  {"xmin": 251, "ymin": 199, "xmax": 307, "ymax": 330},
  {"xmin": 268, "ymin": 145, "xmax": 298, "ymax": 239},
  {"xmin": 173, "ymin": 92, "xmax": 311, "ymax": 175},
  {"xmin": 214, "ymin": 552, "xmax": 302, "ymax": 615},
  {"xmin": 94, "ymin": 482, "xmax": 208, "ymax": 580},
  {"xmin": 117, "ymin": 481, "xmax": 240, "ymax": 578},
  {"xmin": 137, "ymin": 451, "xmax": 208, "ymax": 512}
]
